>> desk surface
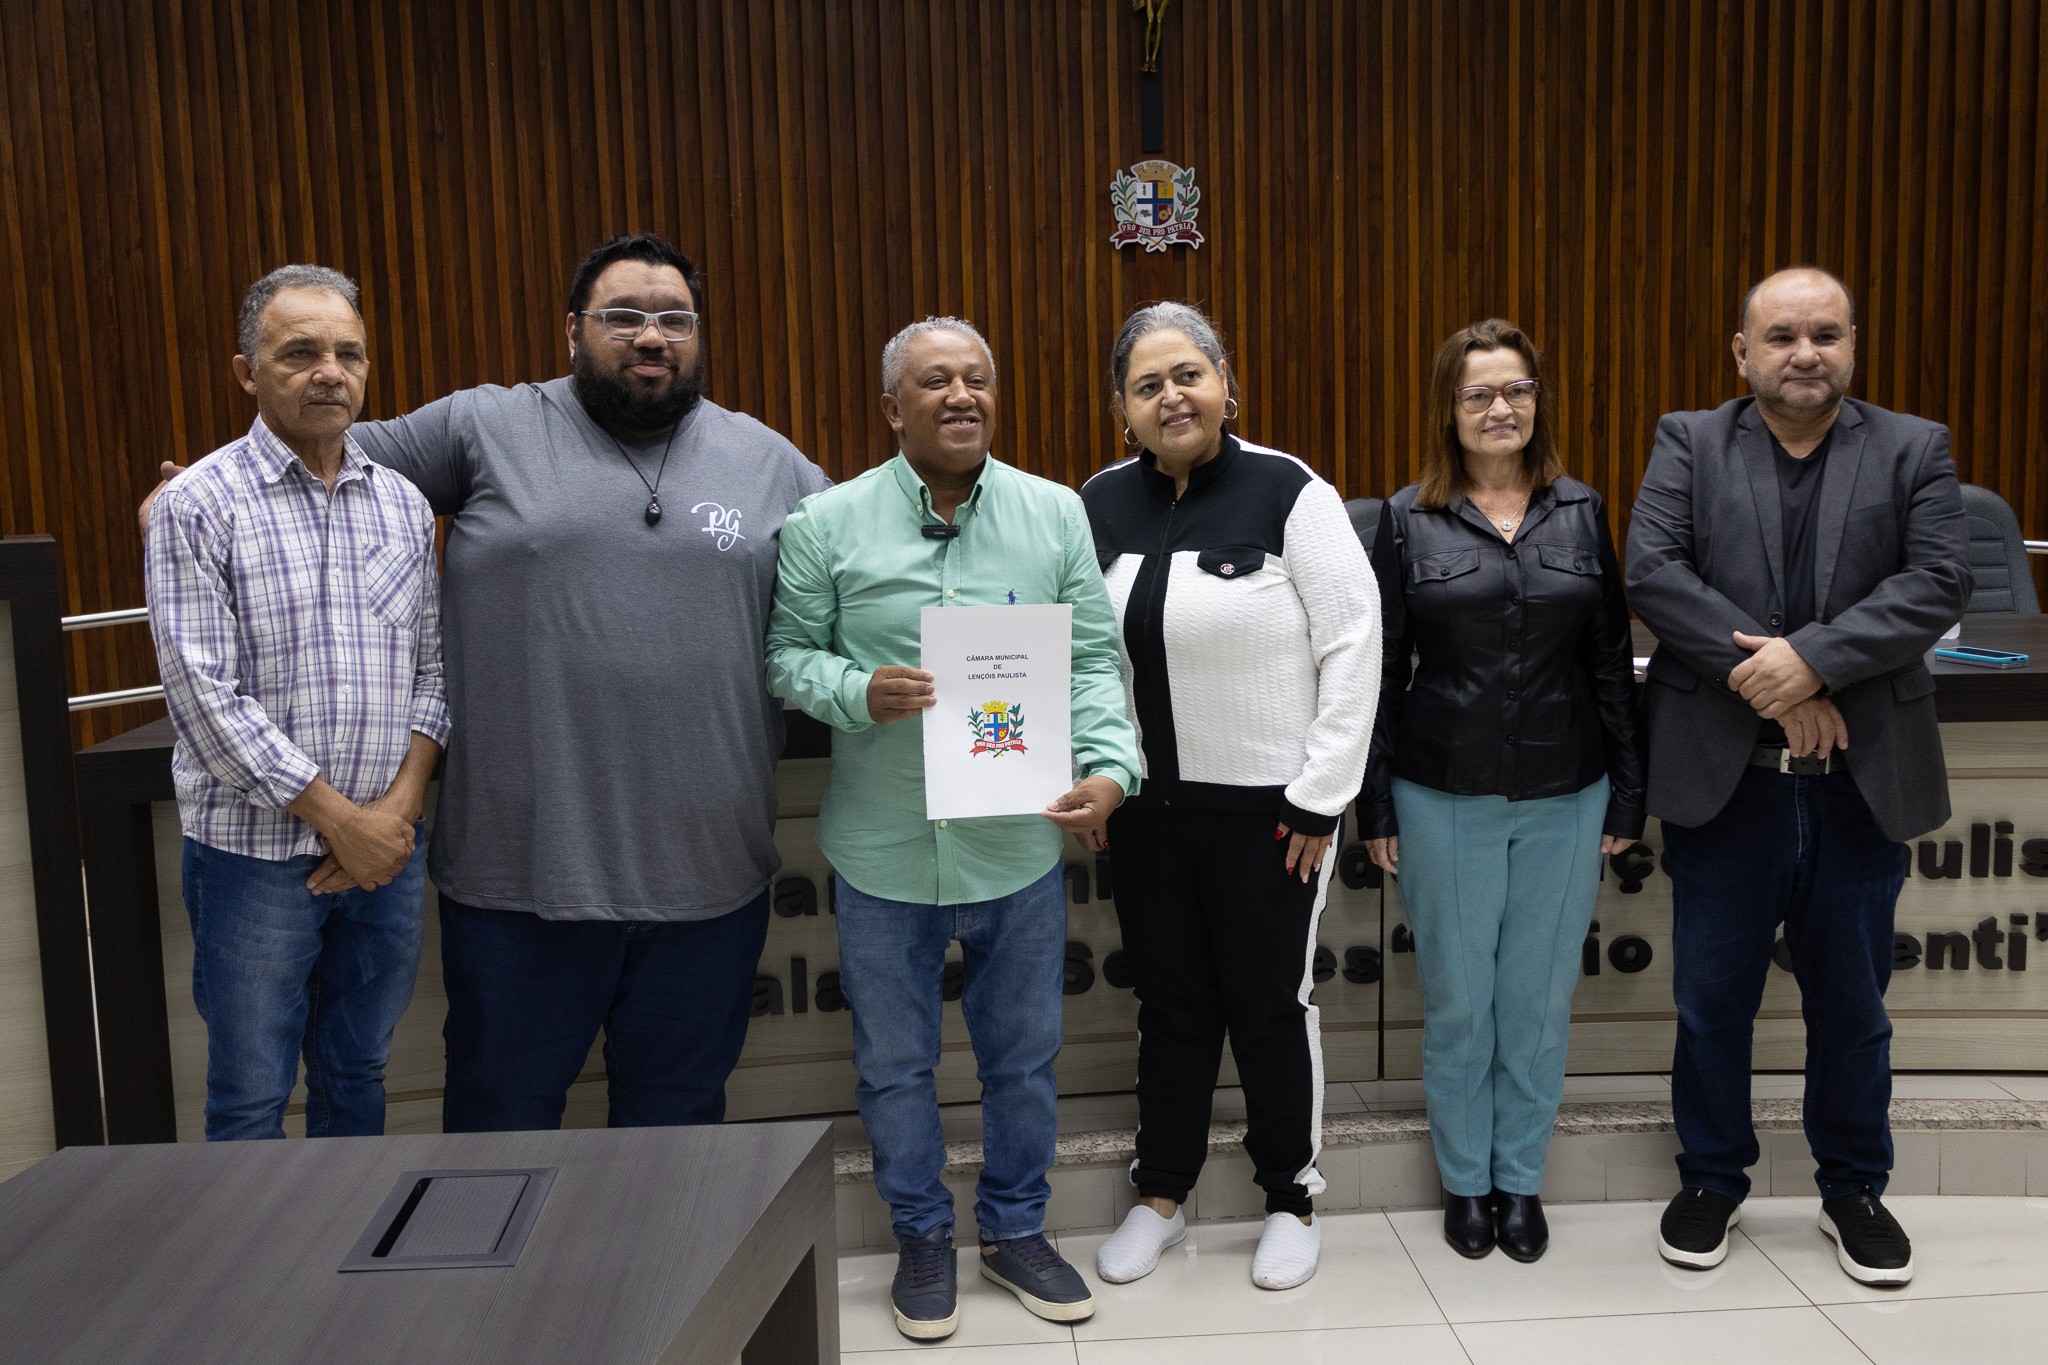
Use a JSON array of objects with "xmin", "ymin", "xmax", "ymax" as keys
[
  {"xmin": 1628, "ymin": 614, "xmax": 2048, "ymax": 723},
  {"xmin": 0, "ymin": 1123, "xmax": 835, "ymax": 1364}
]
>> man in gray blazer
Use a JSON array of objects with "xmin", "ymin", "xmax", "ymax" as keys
[{"xmin": 1627, "ymin": 267, "xmax": 1972, "ymax": 1287}]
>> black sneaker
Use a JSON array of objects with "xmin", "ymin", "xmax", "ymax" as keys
[
  {"xmin": 1820, "ymin": 1189, "xmax": 1914, "ymax": 1286},
  {"xmin": 891, "ymin": 1228, "xmax": 959, "ymax": 1340},
  {"xmin": 1658, "ymin": 1188, "xmax": 1741, "ymax": 1269},
  {"xmin": 979, "ymin": 1232, "xmax": 1095, "ymax": 1322}
]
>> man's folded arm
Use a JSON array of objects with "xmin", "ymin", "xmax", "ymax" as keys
[
  {"xmin": 1784, "ymin": 427, "xmax": 1975, "ymax": 691},
  {"xmin": 144, "ymin": 491, "xmax": 318, "ymax": 807},
  {"xmin": 1625, "ymin": 413, "xmax": 1768, "ymax": 687}
]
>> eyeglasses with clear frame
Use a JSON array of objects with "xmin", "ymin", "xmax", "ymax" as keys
[
  {"xmin": 580, "ymin": 308, "xmax": 700, "ymax": 342},
  {"xmin": 1454, "ymin": 379, "xmax": 1540, "ymax": 414}
]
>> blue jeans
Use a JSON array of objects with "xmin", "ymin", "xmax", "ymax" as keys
[
  {"xmin": 1664, "ymin": 766, "xmax": 1907, "ymax": 1202},
  {"xmin": 182, "ymin": 833, "xmax": 427, "ymax": 1141},
  {"xmin": 834, "ymin": 865, "xmax": 1067, "ymax": 1243},
  {"xmin": 1393, "ymin": 776, "xmax": 1609, "ymax": 1196},
  {"xmin": 438, "ymin": 892, "xmax": 771, "ymax": 1132}
]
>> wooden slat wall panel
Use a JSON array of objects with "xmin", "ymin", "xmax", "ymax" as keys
[{"xmin": 3, "ymin": 0, "xmax": 2044, "ymax": 747}]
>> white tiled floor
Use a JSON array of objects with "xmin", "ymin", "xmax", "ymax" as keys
[
  {"xmin": 838, "ymin": 1196, "xmax": 2048, "ymax": 1363},
  {"xmin": 831, "ymin": 1070, "xmax": 2048, "ymax": 1354}
]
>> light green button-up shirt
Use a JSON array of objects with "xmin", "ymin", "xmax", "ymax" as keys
[{"xmin": 766, "ymin": 453, "xmax": 1141, "ymax": 906}]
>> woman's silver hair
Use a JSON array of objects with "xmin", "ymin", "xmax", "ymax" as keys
[
  {"xmin": 881, "ymin": 316, "xmax": 998, "ymax": 394},
  {"xmin": 1109, "ymin": 300, "xmax": 1230, "ymax": 396},
  {"xmin": 237, "ymin": 264, "xmax": 363, "ymax": 360}
]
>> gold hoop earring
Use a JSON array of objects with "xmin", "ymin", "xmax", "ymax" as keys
[
  {"xmin": 1122, "ymin": 425, "xmax": 1140, "ymax": 449},
  {"xmin": 1223, "ymin": 398, "xmax": 1240, "ymax": 421}
]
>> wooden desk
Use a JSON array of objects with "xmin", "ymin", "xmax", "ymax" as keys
[
  {"xmin": 1629, "ymin": 613, "xmax": 2048, "ymax": 721},
  {"xmin": 0, "ymin": 1123, "xmax": 837, "ymax": 1364},
  {"xmin": 1920, "ymin": 614, "xmax": 2048, "ymax": 720}
]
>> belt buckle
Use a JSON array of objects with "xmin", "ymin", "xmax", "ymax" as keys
[{"xmin": 1781, "ymin": 750, "xmax": 1832, "ymax": 777}]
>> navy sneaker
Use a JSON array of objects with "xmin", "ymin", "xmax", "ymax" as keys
[
  {"xmin": 891, "ymin": 1228, "xmax": 959, "ymax": 1340},
  {"xmin": 979, "ymin": 1232, "xmax": 1095, "ymax": 1322}
]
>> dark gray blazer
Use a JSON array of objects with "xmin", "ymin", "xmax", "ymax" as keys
[{"xmin": 1625, "ymin": 397, "xmax": 1973, "ymax": 841}]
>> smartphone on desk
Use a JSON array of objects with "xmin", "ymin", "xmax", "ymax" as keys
[{"xmin": 1934, "ymin": 645, "xmax": 2031, "ymax": 669}]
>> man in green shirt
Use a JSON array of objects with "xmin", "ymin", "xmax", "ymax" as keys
[{"xmin": 767, "ymin": 317, "xmax": 1139, "ymax": 1341}]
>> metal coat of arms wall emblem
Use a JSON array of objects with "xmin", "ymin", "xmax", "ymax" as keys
[{"xmin": 1110, "ymin": 159, "xmax": 1204, "ymax": 251}]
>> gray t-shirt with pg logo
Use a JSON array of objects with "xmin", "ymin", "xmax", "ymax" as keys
[{"xmin": 356, "ymin": 378, "xmax": 830, "ymax": 920}]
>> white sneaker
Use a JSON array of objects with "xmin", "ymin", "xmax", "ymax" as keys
[
  {"xmin": 1251, "ymin": 1212, "xmax": 1320, "ymax": 1290},
  {"xmin": 1095, "ymin": 1204, "xmax": 1187, "ymax": 1283}
]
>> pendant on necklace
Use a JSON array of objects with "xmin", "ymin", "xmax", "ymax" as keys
[
  {"xmin": 645, "ymin": 495, "xmax": 663, "ymax": 526},
  {"xmin": 1499, "ymin": 519, "xmax": 1515, "ymax": 532}
]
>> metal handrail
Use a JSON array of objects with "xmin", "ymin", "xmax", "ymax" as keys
[
  {"xmin": 61, "ymin": 606, "xmax": 150, "ymax": 631},
  {"xmin": 62, "ymin": 606, "xmax": 161, "ymax": 710},
  {"xmin": 70, "ymin": 685, "xmax": 165, "ymax": 713},
  {"xmin": 2029, "ymin": 541, "xmax": 2048, "ymax": 556}
]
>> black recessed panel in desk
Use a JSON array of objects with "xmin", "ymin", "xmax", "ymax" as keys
[{"xmin": 340, "ymin": 1166, "xmax": 555, "ymax": 1272}]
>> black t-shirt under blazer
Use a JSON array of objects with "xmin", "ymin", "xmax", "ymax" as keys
[
  {"xmin": 1362, "ymin": 476, "xmax": 1646, "ymax": 841},
  {"xmin": 1081, "ymin": 434, "xmax": 1382, "ymax": 838}
]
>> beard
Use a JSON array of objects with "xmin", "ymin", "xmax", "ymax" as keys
[
  {"xmin": 1746, "ymin": 360, "xmax": 1851, "ymax": 413},
  {"xmin": 571, "ymin": 344, "xmax": 706, "ymax": 436}
]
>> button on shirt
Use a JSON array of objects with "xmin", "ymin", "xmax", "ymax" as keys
[
  {"xmin": 1758, "ymin": 426, "xmax": 1834, "ymax": 745},
  {"xmin": 767, "ymin": 454, "xmax": 1141, "ymax": 906},
  {"xmin": 144, "ymin": 418, "xmax": 449, "ymax": 861}
]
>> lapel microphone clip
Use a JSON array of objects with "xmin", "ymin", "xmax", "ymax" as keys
[{"xmin": 921, "ymin": 523, "xmax": 962, "ymax": 540}]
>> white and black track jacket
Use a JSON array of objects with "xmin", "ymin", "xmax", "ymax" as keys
[{"xmin": 1079, "ymin": 435, "xmax": 1382, "ymax": 836}]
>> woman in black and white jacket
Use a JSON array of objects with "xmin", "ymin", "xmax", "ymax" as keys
[{"xmin": 1079, "ymin": 302, "xmax": 1381, "ymax": 1292}]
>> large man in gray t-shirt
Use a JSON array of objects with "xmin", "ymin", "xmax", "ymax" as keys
[
  {"xmin": 154, "ymin": 234, "xmax": 828, "ymax": 1131},
  {"xmin": 358, "ymin": 286, "xmax": 822, "ymax": 924},
  {"xmin": 375, "ymin": 235, "xmax": 827, "ymax": 1130}
]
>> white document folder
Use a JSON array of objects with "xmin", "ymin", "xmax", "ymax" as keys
[{"xmin": 920, "ymin": 603, "xmax": 1073, "ymax": 820}]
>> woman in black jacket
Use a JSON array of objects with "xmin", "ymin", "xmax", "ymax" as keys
[{"xmin": 1362, "ymin": 318, "xmax": 1643, "ymax": 1264}]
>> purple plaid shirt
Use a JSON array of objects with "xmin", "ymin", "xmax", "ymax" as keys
[{"xmin": 145, "ymin": 417, "xmax": 450, "ymax": 860}]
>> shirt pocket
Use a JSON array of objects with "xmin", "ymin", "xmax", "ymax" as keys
[
  {"xmin": 1196, "ymin": 546, "xmax": 1267, "ymax": 580},
  {"xmin": 1410, "ymin": 547, "xmax": 1481, "ymax": 587},
  {"xmin": 362, "ymin": 542, "xmax": 424, "ymax": 632},
  {"xmin": 1534, "ymin": 543, "xmax": 1602, "ymax": 578}
]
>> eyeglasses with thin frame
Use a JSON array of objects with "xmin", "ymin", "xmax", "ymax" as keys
[
  {"xmin": 581, "ymin": 308, "xmax": 700, "ymax": 343},
  {"xmin": 1455, "ymin": 379, "xmax": 1540, "ymax": 414}
]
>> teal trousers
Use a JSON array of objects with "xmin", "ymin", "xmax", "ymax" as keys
[{"xmin": 1392, "ymin": 775, "xmax": 1609, "ymax": 1197}]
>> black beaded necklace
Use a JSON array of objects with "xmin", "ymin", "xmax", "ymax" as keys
[{"xmin": 604, "ymin": 420, "xmax": 680, "ymax": 525}]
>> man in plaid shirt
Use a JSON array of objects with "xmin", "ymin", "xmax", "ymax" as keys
[{"xmin": 144, "ymin": 265, "xmax": 448, "ymax": 1141}]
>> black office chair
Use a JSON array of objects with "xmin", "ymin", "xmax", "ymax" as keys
[
  {"xmin": 1346, "ymin": 496, "xmax": 1385, "ymax": 558},
  {"xmin": 1959, "ymin": 484, "xmax": 2040, "ymax": 614}
]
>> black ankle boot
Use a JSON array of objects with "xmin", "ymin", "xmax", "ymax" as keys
[
  {"xmin": 1493, "ymin": 1190, "xmax": 1548, "ymax": 1263},
  {"xmin": 1443, "ymin": 1191, "xmax": 1495, "ymax": 1258}
]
